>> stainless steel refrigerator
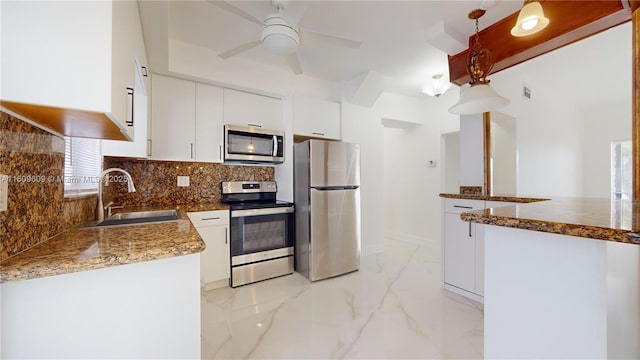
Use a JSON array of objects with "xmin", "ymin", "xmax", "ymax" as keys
[{"xmin": 294, "ymin": 140, "xmax": 361, "ymax": 281}]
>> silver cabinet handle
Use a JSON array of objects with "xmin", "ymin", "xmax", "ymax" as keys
[
  {"xmin": 469, "ymin": 222, "xmax": 472, "ymax": 237},
  {"xmin": 219, "ymin": 145, "xmax": 222, "ymax": 161},
  {"xmin": 247, "ymin": 123, "xmax": 262, "ymax": 128},
  {"xmin": 190, "ymin": 143, "xmax": 194, "ymax": 159},
  {"xmin": 126, "ymin": 87, "xmax": 134, "ymax": 127},
  {"xmin": 312, "ymin": 132, "xmax": 325, "ymax": 136},
  {"xmin": 147, "ymin": 139, "xmax": 152, "ymax": 157},
  {"xmin": 454, "ymin": 205, "xmax": 473, "ymax": 209},
  {"xmin": 201, "ymin": 217, "xmax": 220, "ymax": 221},
  {"xmin": 225, "ymin": 227, "xmax": 228, "ymax": 245}
]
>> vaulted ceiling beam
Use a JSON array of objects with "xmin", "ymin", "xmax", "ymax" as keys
[{"xmin": 448, "ymin": 0, "xmax": 632, "ymax": 86}]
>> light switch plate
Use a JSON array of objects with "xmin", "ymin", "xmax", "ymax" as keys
[
  {"xmin": 177, "ymin": 176, "xmax": 190, "ymax": 187},
  {"xmin": 0, "ymin": 174, "xmax": 8, "ymax": 211}
]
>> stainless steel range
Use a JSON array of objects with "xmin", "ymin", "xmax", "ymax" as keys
[{"xmin": 221, "ymin": 181, "xmax": 295, "ymax": 287}]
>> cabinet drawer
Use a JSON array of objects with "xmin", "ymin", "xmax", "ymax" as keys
[
  {"xmin": 444, "ymin": 199, "xmax": 485, "ymax": 214},
  {"xmin": 188, "ymin": 210, "xmax": 229, "ymax": 227}
]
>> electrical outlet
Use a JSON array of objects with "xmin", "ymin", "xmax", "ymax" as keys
[
  {"xmin": 177, "ymin": 176, "xmax": 190, "ymax": 187},
  {"xmin": 0, "ymin": 174, "xmax": 8, "ymax": 211}
]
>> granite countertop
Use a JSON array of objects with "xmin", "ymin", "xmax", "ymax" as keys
[
  {"xmin": 0, "ymin": 202, "xmax": 230, "ymax": 283},
  {"xmin": 439, "ymin": 193, "xmax": 549, "ymax": 203},
  {"xmin": 460, "ymin": 197, "xmax": 640, "ymax": 245}
]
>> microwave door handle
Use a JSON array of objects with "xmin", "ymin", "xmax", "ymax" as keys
[{"xmin": 272, "ymin": 135, "xmax": 277, "ymax": 156}]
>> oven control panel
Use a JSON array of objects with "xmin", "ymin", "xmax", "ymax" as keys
[{"xmin": 222, "ymin": 181, "xmax": 277, "ymax": 194}]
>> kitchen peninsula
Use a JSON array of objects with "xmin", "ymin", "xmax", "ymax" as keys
[
  {"xmin": 0, "ymin": 205, "xmax": 223, "ymax": 359},
  {"xmin": 459, "ymin": 196, "xmax": 640, "ymax": 359}
]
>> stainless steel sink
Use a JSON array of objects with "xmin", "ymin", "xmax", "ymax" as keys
[{"xmin": 96, "ymin": 210, "xmax": 179, "ymax": 227}]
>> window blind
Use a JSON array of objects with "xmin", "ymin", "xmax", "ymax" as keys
[{"xmin": 64, "ymin": 137, "xmax": 102, "ymax": 192}]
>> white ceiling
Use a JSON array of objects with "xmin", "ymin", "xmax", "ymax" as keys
[{"xmin": 142, "ymin": 0, "xmax": 524, "ymax": 97}]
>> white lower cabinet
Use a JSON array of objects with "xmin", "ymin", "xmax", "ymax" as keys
[
  {"xmin": 189, "ymin": 210, "xmax": 230, "ymax": 288},
  {"xmin": 442, "ymin": 198, "xmax": 486, "ymax": 302},
  {"xmin": 443, "ymin": 198, "xmax": 524, "ymax": 302}
]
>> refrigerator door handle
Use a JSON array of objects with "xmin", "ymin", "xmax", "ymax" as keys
[{"xmin": 312, "ymin": 185, "xmax": 360, "ymax": 191}]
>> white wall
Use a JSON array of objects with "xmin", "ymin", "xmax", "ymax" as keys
[
  {"xmin": 378, "ymin": 90, "xmax": 459, "ymax": 247},
  {"xmin": 341, "ymin": 102, "xmax": 385, "ymax": 256},
  {"xmin": 489, "ymin": 22, "xmax": 631, "ymax": 198},
  {"xmin": 459, "ymin": 113, "xmax": 485, "ymax": 189},
  {"xmin": 442, "ymin": 131, "xmax": 460, "ymax": 193},
  {"xmin": 607, "ymin": 241, "xmax": 640, "ymax": 358},
  {"xmin": 491, "ymin": 113, "xmax": 517, "ymax": 195},
  {"xmin": 579, "ymin": 99, "xmax": 631, "ymax": 198}
]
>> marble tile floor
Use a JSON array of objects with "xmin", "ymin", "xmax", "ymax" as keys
[{"xmin": 201, "ymin": 239, "xmax": 484, "ymax": 359}]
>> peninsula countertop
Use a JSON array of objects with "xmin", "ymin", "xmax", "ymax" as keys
[
  {"xmin": 458, "ymin": 197, "xmax": 640, "ymax": 245},
  {"xmin": 0, "ymin": 202, "xmax": 230, "ymax": 283},
  {"xmin": 439, "ymin": 193, "xmax": 549, "ymax": 203}
]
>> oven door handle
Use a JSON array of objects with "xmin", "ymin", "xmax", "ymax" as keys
[{"xmin": 231, "ymin": 206, "xmax": 294, "ymax": 217}]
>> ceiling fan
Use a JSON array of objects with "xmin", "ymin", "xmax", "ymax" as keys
[{"xmin": 208, "ymin": 0, "xmax": 362, "ymax": 75}]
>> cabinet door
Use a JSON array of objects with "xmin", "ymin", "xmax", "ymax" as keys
[
  {"xmin": 1, "ymin": 1, "xmax": 112, "ymax": 114},
  {"xmin": 293, "ymin": 95, "xmax": 341, "ymax": 140},
  {"xmin": 223, "ymin": 89, "xmax": 283, "ymax": 130},
  {"xmin": 150, "ymin": 75, "xmax": 196, "ymax": 161},
  {"xmin": 444, "ymin": 212, "xmax": 476, "ymax": 292},
  {"xmin": 196, "ymin": 225, "xmax": 230, "ymax": 284},
  {"xmin": 102, "ymin": 62, "xmax": 148, "ymax": 157},
  {"xmin": 195, "ymin": 83, "xmax": 224, "ymax": 162},
  {"xmin": 110, "ymin": 0, "xmax": 138, "ymax": 139}
]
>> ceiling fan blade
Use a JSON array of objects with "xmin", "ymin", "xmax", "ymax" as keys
[
  {"xmin": 299, "ymin": 29, "xmax": 361, "ymax": 49},
  {"xmin": 218, "ymin": 40, "xmax": 262, "ymax": 59},
  {"xmin": 206, "ymin": 0, "xmax": 264, "ymax": 26},
  {"xmin": 285, "ymin": 53, "xmax": 303, "ymax": 75}
]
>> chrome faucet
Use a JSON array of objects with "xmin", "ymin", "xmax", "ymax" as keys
[{"xmin": 96, "ymin": 168, "xmax": 136, "ymax": 222}]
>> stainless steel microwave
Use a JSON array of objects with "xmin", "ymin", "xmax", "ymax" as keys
[{"xmin": 224, "ymin": 125, "xmax": 285, "ymax": 163}]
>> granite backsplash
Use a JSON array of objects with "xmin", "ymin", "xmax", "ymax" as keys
[
  {"xmin": 0, "ymin": 111, "xmax": 95, "ymax": 261},
  {"xmin": 102, "ymin": 156, "xmax": 275, "ymax": 207},
  {"xmin": 0, "ymin": 111, "xmax": 274, "ymax": 261}
]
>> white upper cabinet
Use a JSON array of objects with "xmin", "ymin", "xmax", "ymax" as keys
[
  {"xmin": 150, "ymin": 75, "xmax": 223, "ymax": 162},
  {"xmin": 195, "ymin": 83, "xmax": 224, "ymax": 163},
  {"xmin": 102, "ymin": 62, "xmax": 149, "ymax": 157},
  {"xmin": 1, "ymin": 0, "xmax": 145, "ymax": 140},
  {"xmin": 151, "ymin": 75, "xmax": 196, "ymax": 161},
  {"xmin": 223, "ymin": 89, "xmax": 283, "ymax": 131},
  {"xmin": 292, "ymin": 95, "xmax": 341, "ymax": 140}
]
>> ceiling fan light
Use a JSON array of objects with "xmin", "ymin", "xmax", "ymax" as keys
[
  {"xmin": 262, "ymin": 17, "xmax": 300, "ymax": 55},
  {"xmin": 448, "ymin": 83, "xmax": 510, "ymax": 115},
  {"xmin": 511, "ymin": 1, "xmax": 549, "ymax": 37}
]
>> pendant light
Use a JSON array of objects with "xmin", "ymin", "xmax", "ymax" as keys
[
  {"xmin": 510, "ymin": 0, "xmax": 549, "ymax": 37},
  {"xmin": 449, "ymin": 9, "xmax": 509, "ymax": 115}
]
